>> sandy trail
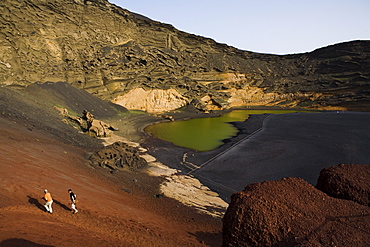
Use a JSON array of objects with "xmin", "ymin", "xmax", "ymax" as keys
[{"xmin": 100, "ymin": 133, "xmax": 228, "ymax": 218}]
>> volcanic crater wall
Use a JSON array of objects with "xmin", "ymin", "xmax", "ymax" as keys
[{"xmin": 1, "ymin": 0, "xmax": 370, "ymax": 112}]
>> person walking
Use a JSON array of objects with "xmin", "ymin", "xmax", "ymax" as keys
[
  {"xmin": 68, "ymin": 189, "xmax": 78, "ymax": 214},
  {"xmin": 43, "ymin": 189, "xmax": 53, "ymax": 214}
]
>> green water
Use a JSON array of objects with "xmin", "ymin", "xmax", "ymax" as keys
[{"xmin": 145, "ymin": 109, "xmax": 307, "ymax": 151}]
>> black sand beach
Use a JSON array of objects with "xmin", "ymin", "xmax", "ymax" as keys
[{"xmin": 143, "ymin": 111, "xmax": 370, "ymax": 202}]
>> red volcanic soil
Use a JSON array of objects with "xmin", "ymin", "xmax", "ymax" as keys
[{"xmin": 0, "ymin": 116, "xmax": 222, "ymax": 246}]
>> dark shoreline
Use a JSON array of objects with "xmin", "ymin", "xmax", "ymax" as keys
[
  {"xmin": 140, "ymin": 110, "xmax": 370, "ymax": 202},
  {"xmin": 140, "ymin": 109, "xmax": 269, "ymax": 169},
  {"xmin": 140, "ymin": 106, "xmax": 320, "ymax": 169}
]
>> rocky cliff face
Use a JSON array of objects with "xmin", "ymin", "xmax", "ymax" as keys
[{"xmin": 1, "ymin": 0, "xmax": 370, "ymax": 112}]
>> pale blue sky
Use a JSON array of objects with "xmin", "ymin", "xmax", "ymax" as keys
[{"xmin": 109, "ymin": 0, "xmax": 370, "ymax": 55}]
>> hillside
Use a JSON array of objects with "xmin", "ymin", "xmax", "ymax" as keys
[
  {"xmin": 1, "ymin": 0, "xmax": 370, "ymax": 112},
  {"xmin": 0, "ymin": 83, "xmax": 223, "ymax": 246},
  {"xmin": 0, "ymin": 115, "xmax": 222, "ymax": 246}
]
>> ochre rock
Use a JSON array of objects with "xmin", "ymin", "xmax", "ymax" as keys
[
  {"xmin": 89, "ymin": 119, "xmax": 113, "ymax": 137},
  {"xmin": 112, "ymin": 88, "xmax": 189, "ymax": 113},
  {"xmin": 67, "ymin": 110, "xmax": 116, "ymax": 137}
]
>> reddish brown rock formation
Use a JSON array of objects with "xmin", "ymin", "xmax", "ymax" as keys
[
  {"xmin": 316, "ymin": 164, "xmax": 370, "ymax": 207},
  {"xmin": 223, "ymin": 177, "xmax": 370, "ymax": 247}
]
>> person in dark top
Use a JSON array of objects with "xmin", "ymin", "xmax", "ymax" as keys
[{"xmin": 68, "ymin": 189, "xmax": 78, "ymax": 214}]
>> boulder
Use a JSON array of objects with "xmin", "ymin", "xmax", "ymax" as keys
[
  {"xmin": 316, "ymin": 164, "xmax": 370, "ymax": 206},
  {"xmin": 223, "ymin": 177, "xmax": 370, "ymax": 247},
  {"xmin": 68, "ymin": 110, "xmax": 116, "ymax": 137},
  {"xmin": 88, "ymin": 119, "xmax": 114, "ymax": 137}
]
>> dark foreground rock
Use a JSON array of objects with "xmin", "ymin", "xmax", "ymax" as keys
[
  {"xmin": 89, "ymin": 141, "xmax": 147, "ymax": 172},
  {"xmin": 223, "ymin": 177, "xmax": 370, "ymax": 247},
  {"xmin": 316, "ymin": 164, "xmax": 370, "ymax": 206}
]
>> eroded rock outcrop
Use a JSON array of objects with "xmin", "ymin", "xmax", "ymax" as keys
[
  {"xmin": 1, "ymin": 0, "xmax": 369, "ymax": 112},
  {"xmin": 89, "ymin": 141, "xmax": 147, "ymax": 171},
  {"xmin": 112, "ymin": 88, "xmax": 189, "ymax": 113},
  {"xmin": 223, "ymin": 177, "xmax": 370, "ymax": 247},
  {"xmin": 316, "ymin": 164, "xmax": 370, "ymax": 207},
  {"xmin": 68, "ymin": 110, "xmax": 116, "ymax": 137}
]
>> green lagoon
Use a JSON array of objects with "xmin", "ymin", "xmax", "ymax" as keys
[{"xmin": 145, "ymin": 109, "xmax": 308, "ymax": 151}]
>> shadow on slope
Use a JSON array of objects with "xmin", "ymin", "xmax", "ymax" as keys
[
  {"xmin": 0, "ymin": 239, "xmax": 53, "ymax": 247},
  {"xmin": 0, "ymin": 81, "xmax": 128, "ymax": 150}
]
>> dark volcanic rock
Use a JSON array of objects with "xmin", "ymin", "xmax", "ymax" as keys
[
  {"xmin": 89, "ymin": 141, "xmax": 147, "ymax": 171},
  {"xmin": 316, "ymin": 164, "xmax": 370, "ymax": 207},
  {"xmin": 223, "ymin": 177, "xmax": 370, "ymax": 247}
]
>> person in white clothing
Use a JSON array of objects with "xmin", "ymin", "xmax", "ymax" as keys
[{"xmin": 43, "ymin": 189, "xmax": 53, "ymax": 214}]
